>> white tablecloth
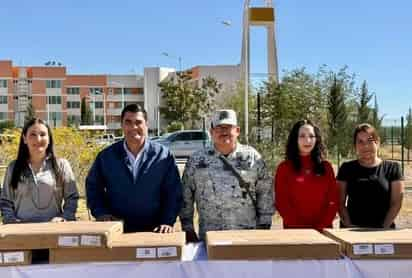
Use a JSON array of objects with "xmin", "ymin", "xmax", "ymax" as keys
[
  {"xmin": 0, "ymin": 260, "xmax": 352, "ymax": 278},
  {"xmin": 1, "ymin": 243, "xmax": 412, "ymax": 278}
]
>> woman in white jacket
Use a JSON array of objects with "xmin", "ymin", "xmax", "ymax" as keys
[{"xmin": 0, "ymin": 118, "xmax": 79, "ymax": 223}]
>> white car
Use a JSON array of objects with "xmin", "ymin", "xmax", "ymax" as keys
[{"xmin": 154, "ymin": 130, "xmax": 210, "ymax": 158}]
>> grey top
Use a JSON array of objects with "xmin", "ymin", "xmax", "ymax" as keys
[
  {"xmin": 180, "ymin": 143, "xmax": 274, "ymax": 240},
  {"xmin": 0, "ymin": 157, "xmax": 79, "ymax": 223}
]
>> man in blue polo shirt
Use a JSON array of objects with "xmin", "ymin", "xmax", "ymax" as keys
[{"xmin": 86, "ymin": 104, "xmax": 182, "ymax": 233}]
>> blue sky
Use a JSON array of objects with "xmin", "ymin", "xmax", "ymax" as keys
[{"xmin": 1, "ymin": 0, "xmax": 411, "ymax": 118}]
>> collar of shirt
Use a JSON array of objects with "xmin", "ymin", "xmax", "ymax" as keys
[
  {"xmin": 123, "ymin": 140, "xmax": 144, "ymax": 180},
  {"xmin": 28, "ymin": 156, "xmax": 52, "ymax": 185}
]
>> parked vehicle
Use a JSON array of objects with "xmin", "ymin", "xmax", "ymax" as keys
[{"xmin": 154, "ymin": 130, "xmax": 210, "ymax": 158}]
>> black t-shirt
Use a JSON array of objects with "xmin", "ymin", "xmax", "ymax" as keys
[{"xmin": 337, "ymin": 160, "xmax": 402, "ymax": 228}]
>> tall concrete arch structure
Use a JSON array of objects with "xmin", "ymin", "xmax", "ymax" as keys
[{"xmin": 240, "ymin": 0, "xmax": 279, "ymax": 142}]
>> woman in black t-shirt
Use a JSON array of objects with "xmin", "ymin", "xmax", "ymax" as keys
[{"xmin": 337, "ymin": 123, "xmax": 404, "ymax": 228}]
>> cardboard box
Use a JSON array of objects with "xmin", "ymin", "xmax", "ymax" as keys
[
  {"xmin": 206, "ymin": 229, "xmax": 341, "ymax": 260},
  {"xmin": 0, "ymin": 221, "xmax": 123, "ymax": 250},
  {"xmin": 0, "ymin": 251, "xmax": 31, "ymax": 266},
  {"xmin": 50, "ymin": 232, "xmax": 185, "ymax": 264},
  {"xmin": 324, "ymin": 228, "xmax": 412, "ymax": 259}
]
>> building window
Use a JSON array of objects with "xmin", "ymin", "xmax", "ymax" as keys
[
  {"xmin": 0, "ymin": 112, "xmax": 7, "ymax": 120},
  {"xmin": 0, "ymin": 96, "xmax": 7, "ymax": 104},
  {"xmin": 94, "ymin": 102, "xmax": 103, "ymax": 109},
  {"xmin": 95, "ymin": 115, "xmax": 104, "ymax": 124},
  {"xmin": 67, "ymin": 101, "xmax": 80, "ymax": 109},
  {"xmin": 49, "ymin": 112, "xmax": 62, "ymax": 121},
  {"xmin": 46, "ymin": 80, "xmax": 62, "ymax": 88},
  {"xmin": 124, "ymin": 101, "xmax": 143, "ymax": 107},
  {"xmin": 89, "ymin": 88, "xmax": 103, "ymax": 95},
  {"xmin": 124, "ymin": 88, "xmax": 133, "ymax": 95},
  {"xmin": 67, "ymin": 88, "xmax": 80, "ymax": 95},
  {"xmin": 47, "ymin": 96, "xmax": 62, "ymax": 105},
  {"xmin": 0, "ymin": 80, "xmax": 7, "ymax": 88}
]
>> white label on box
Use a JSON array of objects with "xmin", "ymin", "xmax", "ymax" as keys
[
  {"xmin": 353, "ymin": 244, "xmax": 373, "ymax": 255},
  {"xmin": 374, "ymin": 244, "xmax": 395, "ymax": 255},
  {"xmin": 80, "ymin": 235, "xmax": 102, "ymax": 247},
  {"xmin": 136, "ymin": 248, "xmax": 156, "ymax": 258},
  {"xmin": 157, "ymin": 247, "xmax": 177, "ymax": 258},
  {"xmin": 3, "ymin": 252, "xmax": 24, "ymax": 264},
  {"xmin": 58, "ymin": 236, "xmax": 80, "ymax": 247}
]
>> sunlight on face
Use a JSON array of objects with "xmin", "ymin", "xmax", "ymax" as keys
[
  {"xmin": 23, "ymin": 123, "xmax": 50, "ymax": 158},
  {"xmin": 297, "ymin": 124, "xmax": 316, "ymax": 156}
]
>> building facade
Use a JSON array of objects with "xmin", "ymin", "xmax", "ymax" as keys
[{"xmin": 0, "ymin": 60, "xmax": 240, "ymax": 133}]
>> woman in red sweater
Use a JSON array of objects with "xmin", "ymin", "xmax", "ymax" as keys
[{"xmin": 274, "ymin": 120, "xmax": 338, "ymax": 230}]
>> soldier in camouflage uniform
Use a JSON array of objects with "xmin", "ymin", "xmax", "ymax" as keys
[{"xmin": 180, "ymin": 109, "xmax": 274, "ymax": 242}]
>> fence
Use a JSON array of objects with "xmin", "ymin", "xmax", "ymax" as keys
[
  {"xmin": 244, "ymin": 116, "xmax": 411, "ymax": 178},
  {"xmin": 380, "ymin": 117, "xmax": 411, "ymax": 178}
]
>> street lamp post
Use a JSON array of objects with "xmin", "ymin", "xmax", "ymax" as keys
[
  {"xmin": 161, "ymin": 52, "xmax": 182, "ymax": 71},
  {"xmin": 87, "ymin": 88, "xmax": 106, "ymax": 127},
  {"xmin": 91, "ymin": 92, "xmax": 95, "ymax": 125},
  {"xmin": 157, "ymin": 90, "xmax": 160, "ymax": 137},
  {"xmin": 46, "ymin": 95, "xmax": 50, "ymax": 124}
]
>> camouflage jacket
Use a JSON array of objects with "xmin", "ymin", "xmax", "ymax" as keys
[{"xmin": 180, "ymin": 143, "xmax": 274, "ymax": 240}]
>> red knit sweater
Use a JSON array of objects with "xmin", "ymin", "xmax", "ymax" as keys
[{"xmin": 274, "ymin": 156, "xmax": 339, "ymax": 230}]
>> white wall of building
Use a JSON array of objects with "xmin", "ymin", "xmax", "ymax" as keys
[
  {"xmin": 107, "ymin": 75, "xmax": 143, "ymax": 88},
  {"xmin": 143, "ymin": 67, "xmax": 175, "ymax": 132},
  {"xmin": 106, "ymin": 75, "xmax": 144, "ymax": 129},
  {"xmin": 196, "ymin": 65, "xmax": 241, "ymax": 106}
]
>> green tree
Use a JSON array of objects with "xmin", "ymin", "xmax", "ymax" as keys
[
  {"xmin": 281, "ymin": 68, "xmax": 325, "ymax": 124},
  {"xmin": 357, "ymin": 80, "xmax": 373, "ymax": 123},
  {"xmin": 80, "ymin": 97, "xmax": 92, "ymax": 125},
  {"xmin": 371, "ymin": 94, "xmax": 384, "ymax": 133},
  {"xmin": 327, "ymin": 75, "xmax": 348, "ymax": 157},
  {"xmin": 198, "ymin": 76, "xmax": 222, "ymax": 119},
  {"xmin": 158, "ymin": 71, "xmax": 221, "ymax": 129},
  {"xmin": 221, "ymin": 81, "xmax": 256, "ymax": 143},
  {"xmin": 24, "ymin": 102, "xmax": 36, "ymax": 124},
  {"xmin": 0, "ymin": 120, "xmax": 15, "ymax": 132},
  {"xmin": 260, "ymin": 80, "xmax": 289, "ymax": 145}
]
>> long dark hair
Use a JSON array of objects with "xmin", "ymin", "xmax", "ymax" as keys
[
  {"xmin": 285, "ymin": 120, "xmax": 326, "ymax": 175},
  {"xmin": 10, "ymin": 118, "xmax": 61, "ymax": 189}
]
